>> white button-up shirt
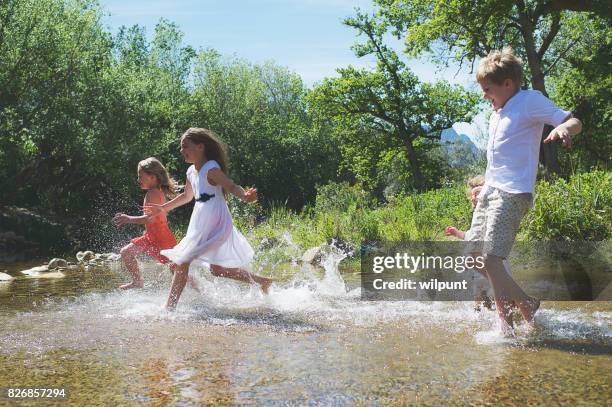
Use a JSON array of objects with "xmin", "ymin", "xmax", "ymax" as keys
[{"xmin": 485, "ymin": 90, "xmax": 571, "ymax": 194}]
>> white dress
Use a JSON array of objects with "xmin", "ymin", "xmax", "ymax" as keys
[{"xmin": 160, "ymin": 160, "xmax": 254, "ymax": 268}]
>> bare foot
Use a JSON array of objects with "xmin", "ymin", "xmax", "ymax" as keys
[
  {"xmin": 260, "ymin": 278, "xmax": 273, "ymax": 294},
  {"xmin": 119, "ymin": 281, "xmax": 143, "ymax": 290},
  {"xmin": 188, "ymin": 276, "xmax": 201, "ymax": 293},
  {"xmin": 518, "ymin": 297, "xmax": 540, "ymax": 326},
  {"xmin": 496, "ymin": 300, "xmax": 514, "ymax": 333}
]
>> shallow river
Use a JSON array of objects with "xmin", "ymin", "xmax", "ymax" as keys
[{"xmin": 0, "ymin": 255, "xmax": 610, "ymax": 406}]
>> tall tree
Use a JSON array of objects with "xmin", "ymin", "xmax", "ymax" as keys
[
  {"xmin": 0, "ymin": 0, "xmax": 115, "ymax": 209},
  {"xmin": 547, "ymin": 13, "xmax": 611, "ymax": 172},
  {"xmin": 310, "ymin": 10, "xmax": 479, "ymax": 191},
  {"xmin": 376, "ymin": 0, "xmax": 611, "ymax": 174},
  {"xmin": 190, "ymin": 52, "xmax": 340, "ymax": 207}
]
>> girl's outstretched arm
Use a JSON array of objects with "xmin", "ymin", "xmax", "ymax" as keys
[
  {"xmin": 114, "ymin": 189, "xmax": 168, "ymax": 225},
  {"xmin": 445, "ymin": 226, "xmax": 465, "ymax": 240},
  {"xmin": 146, "ymin": 181, "xmax": 194, "ymax": 216},
  {"xmin": 208, "ymin": 168, "xmax": 257, "ymax": 202}
]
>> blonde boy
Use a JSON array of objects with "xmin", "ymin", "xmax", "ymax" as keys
[{"xmin": 467, "ymin": 47, "xmax": 582, "ymax": 333}]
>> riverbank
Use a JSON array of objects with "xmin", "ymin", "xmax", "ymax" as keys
[
  {"xmin": 2, "ymin": 170, "xmax": 609, "ymax": 267},
  {"xmin": 237, "ymin": 171, "xmax": 610, "ymax": 269}
]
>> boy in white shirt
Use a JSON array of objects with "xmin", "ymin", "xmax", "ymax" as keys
[{"xmin": 467, "ymin": 47, "xmax": 582, "ymax": 334}]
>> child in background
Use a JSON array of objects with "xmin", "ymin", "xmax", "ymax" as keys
[
  {"xmin": 146, "ymin": 127, "xmax": 272, "ymax": 310},
  {"xmin": 114, "ymin": 158, "xmax": 178, "ymax": 290},
  {"xmin": 467, "ymin": 47, "xmax": 582, "ymax": 333},
  {"xmin": 445, "ymin": 175, "xmax": 514, "ymax": 311}
]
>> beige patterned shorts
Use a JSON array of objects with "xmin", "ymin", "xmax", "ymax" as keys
[{"xmin": 465, "ymin": 185, "xmax": 533, "ymax": 258}]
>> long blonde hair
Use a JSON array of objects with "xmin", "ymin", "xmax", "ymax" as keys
[
  {"xmin": 181, "ymin": 127, "xmax": 229, "ymax": 173},
  {"xmin": 137, "ymin": 157, "xmax": 178, "ymax": 199}
]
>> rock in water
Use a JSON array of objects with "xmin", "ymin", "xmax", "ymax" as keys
[
  {"xmin": 326, "ymin": 237, "xmax": 353, "ymax": 257},
  {"xmin": 258, "ymin": 237, "xmax": 279, "ymax": 251},
  {"xmin": 301, "ymin": 246, "xmax": 323, "ymax": 264},
  {"xmin": 106, "ymin": 253, "xmax": 120, "ymax": 261},
  {"xmin": 20, "ymin": 265, "xmax": 50, "ymax": 275},
  {"xmin": 0, "ymin": 272, "xmax": 14, "ymax": 281},
  {"xmin": 48, "ymin": 258, "xmax": 68, "ymax": 269},
  {"xmin": 26, "ymin": 271, "xmax": 65, "ymax": 279},
  {"xmin": 76, "ymin": 251, "xmax": 95, "ymax": 262}
]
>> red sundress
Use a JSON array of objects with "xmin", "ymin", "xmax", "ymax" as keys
[{"xmin": 131, "ymin": 217, "xmax": 177, "ymax": 264}]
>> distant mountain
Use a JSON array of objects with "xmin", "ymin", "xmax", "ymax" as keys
[
  {"xmin": 441, "ymin": 127, "xmax": 480, "ymax": 151},
  {"xmin": 439, "ymin": 127, "xmax": 482, "ymax": 167}
]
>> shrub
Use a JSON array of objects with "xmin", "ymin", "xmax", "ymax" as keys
[
  {"xmin": 314, "ymin": 182, "xmax": 375, "ymax": 213},
  {"xmin": 524, "ymin": 171, "xmax": 611, "ymax": 241},
  {"xmin": 238, "ymin": 171, "xmax": 610, "ymax": 269}
]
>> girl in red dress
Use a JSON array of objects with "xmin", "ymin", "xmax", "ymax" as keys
[{"xmin": 113, "ymin": 157, "xmax": 179, "ymax": 290}]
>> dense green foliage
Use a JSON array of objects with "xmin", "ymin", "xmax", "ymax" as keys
[
  {"xmin": 0, "ymin": 0, "xmax": 340, "ymax": 225},
  {"xmin": 374, "ymin": 0, "xmax": 611, "ymax": 174},
  {"xmin": 242, "ymin": 171, "xmax": 610, "ymax": 266},
  {"xmin": 548, "ymin": 14, "xmax": 611, "ymax": 173},
  {"xmin": 0, "ymin": 0, "xmax": 609, "ymax": 253},
  {"xmin": 524, "ymin": 171, "xmax": 611, "ymax": 241},
  {"xmin": 0, "ymin": 0, "xmax": 481, "ymax": 239},
  {"xmin": 309, "ymin": 10, "xmax": 481, "ymax": 193}
]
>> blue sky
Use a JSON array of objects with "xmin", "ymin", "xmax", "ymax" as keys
[
  {"xmin": 100, "ymin": 0, "xmax": 487, "ymax": 146},
  {"xmin": 100, "ymin": 0, "xmax": 476, "ymax": 87}
]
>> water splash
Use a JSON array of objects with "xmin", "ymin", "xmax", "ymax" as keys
[{"xmin": 1, "ymin": 247, "xmax": 610, "ymax": 351}]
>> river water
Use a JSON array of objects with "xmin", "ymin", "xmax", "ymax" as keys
[{"xmin": 0, "ymin": 254, "xmax": 610, "ymax": 405}]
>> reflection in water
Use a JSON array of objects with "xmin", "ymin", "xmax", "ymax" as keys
[
  {"xmin": 140, "ymin": 358, "xmax": 173, "ymax": 405},
  {"xmin": 0, "ymin": 253, "xmax": 610, "ymax": 405}
]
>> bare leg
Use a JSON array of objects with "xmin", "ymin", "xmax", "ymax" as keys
[
  {"xmin": 481, "ymin": 254, "xmax": 539, "ymax": 326},
  {"xmin": 517, "ymin": 297, "xmax": 540, "ymax": 327},
  {"xmin": 166, "ymin": 263, "xmax": 190, "ymax": 310},
  {"xmin": 210, "ymin": 265, "xmax": 272, "ymax": 293},
  {"xmin": 474, "ymin": 260, "xmax": 513, "ymax": 311},
  {"xmin": 119, "ymin": 244, "xmax": 145, "ymax": 289},
  {"xmin": 168, "ymin": 263, "xmax": 201, "ymax": 293}
]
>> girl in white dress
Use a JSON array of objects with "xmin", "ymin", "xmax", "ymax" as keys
[{"xmin": 147, "ymin": 127, "xmax": 272, "ymax": 309}]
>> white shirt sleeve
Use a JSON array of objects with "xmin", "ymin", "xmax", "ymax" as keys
[
  {"xmin": 207, "ymin": 160, "xmax": 221, "ymax": 170},
  {"xmin": 524, "ymin": 90, "xmax": 571, "ymax": 127}
]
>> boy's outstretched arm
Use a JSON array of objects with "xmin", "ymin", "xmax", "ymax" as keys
[{"xmin": 544, "ymin": 117, "xmax": 582, "ymax": 148}]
